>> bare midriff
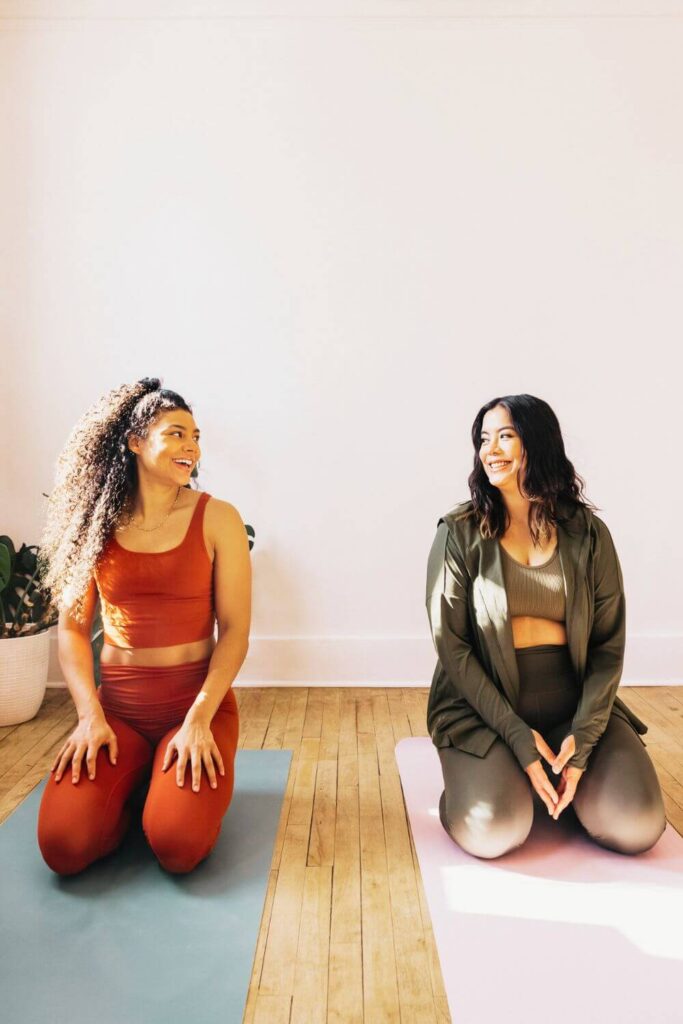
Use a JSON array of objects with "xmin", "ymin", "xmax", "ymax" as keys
[
  {"xmin": 100, "ymin": 635, "xmax": 216, "ymax": 668},
  {"xmin": 500, "ymin": 525, "xmax": 568, "ymax": 650},
  {"xmin": 510, "ymin": 616, "xmax": 567, "ymax": 649}
]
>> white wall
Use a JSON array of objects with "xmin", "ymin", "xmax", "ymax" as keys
[{"xmin": 1, "ymin": 1, "xmax": 681, "ymax": 684}]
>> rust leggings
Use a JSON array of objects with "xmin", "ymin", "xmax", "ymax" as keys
[{"xmin": 37, "ymin": 659, "xmax": 240, "ymax": 876}]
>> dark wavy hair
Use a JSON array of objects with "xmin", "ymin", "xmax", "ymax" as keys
[
  {"xmin": 467, "ymin": 394, "xmax": 599, "ymax": 543},
  {"xmin": 40, "ymin": 377, "xmax": 193, "ymax": 620}
]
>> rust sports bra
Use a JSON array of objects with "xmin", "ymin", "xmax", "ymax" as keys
[{"xmin": 94, "ymin": 491, "xmax": 215, "ymax": 648}]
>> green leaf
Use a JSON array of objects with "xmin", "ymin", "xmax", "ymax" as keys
[
  {"xmin": 0, "ymin": 536, "xmax": 15, "ymax": 565},
  {"xmin": 0, "ymin": 543, "xmax": 11, "ymax": 593}
]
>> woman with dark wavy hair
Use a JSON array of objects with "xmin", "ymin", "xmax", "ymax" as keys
[
  {"xmin": 37, "ymin": 378, "xmax": 251, "ymax": 874},
  {"xmin": 426, "ymin": 394, "xmax": 665, "ymax": 858}
]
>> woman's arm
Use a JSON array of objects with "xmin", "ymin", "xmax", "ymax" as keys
[
  {"xmin": 187, "ymin": 499, "xmax": 251, "ymax": 723},
  {"xmin": 57, "ymin": 577, "xmax": 103, "ymax": 721},
  {"xmin": 565, "ymin": 516, "xmax": 626, "ymax": 770},
  {"xmin": 427, "ymin": 521, "xmax": 538, "ymax": 770},
  {"xmin": 163, "ymin": 499, "xmax": 251, "ymax": 791},
  {"xmin": 52, "ymin": 578, "xmax": 119, "ymax": 782}
]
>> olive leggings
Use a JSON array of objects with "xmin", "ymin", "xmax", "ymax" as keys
[{"xmin": 438, "ymin": 644, "xmax": 666, "ymax": 859}]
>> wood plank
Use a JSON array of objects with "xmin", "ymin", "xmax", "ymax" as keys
[
  {"xmin": 319, "ymin": 689, "xmax": 340, "ymax": 762},
  {"xmin": 358, "ymin": 743, "xmax": 400, "ymax": 1022},
  {"xmin": 252, "ymin": 995, "xmax": 292, "ymax": 1024},
  {"xmin": 386, "ymin": 689, "xmax": 412, "ymax": 746},
  {"xmin": 380, "ymin": 766, "xmax": 438, "ymax": 1021},
  {"xmin": 263, "ymin": 690, "xmax": 292, "ymax": 750},
  {"xmin": 0, "ymin": 713, "xmax": 77, "ymax": 822},
  {"xmin": 371, "ymin": 692, "xmax": 397, "ymax": 774},
  {"xmin": 290, "ymin": 865, "xmax": 332, "ymax": 1024},
  {"xmin": 0, "ymin": 690, "xmax": 74, "ymax": 778},
  {"xmin": 235, "ymin": 689, "xmax": 257, "ymax": 750},
  {"xmin": 259, "ymin": 822, "xmax": 309, "ymax": 997},
  {"xmin": 402, "ymin": 687, "xmax": 430, "ymax": 737},
  {"xmin": 327, "ymin": 942, "xmax": 363, "ymax": 1024},
  {"xmin": 328, "ymin": 779, "xmax": 362, "ymax": 1024},
  {"xmin": 240, "ymin": 688, "xmax": 279, "ymax": 750},
  {"xmin": 337, "ymin": 690, "xmax": 358, "ymax": 789},
  {"xmin": 307, "ymin": 758, "xmax": 336, "ymax": 868},
  {"xmin": 283, "ymin": 689, "xmax": 309, "ymax": 752},
  {"xmin": 302, "ymin": 690, "xmax": 323, "ymax": 740}
]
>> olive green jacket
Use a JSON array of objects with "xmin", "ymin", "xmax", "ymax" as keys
[{"xmin": 426, "ymin": 499, "xmax": 647, "ymax": 771}]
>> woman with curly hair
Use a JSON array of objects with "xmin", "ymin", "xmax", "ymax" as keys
[
  {"xmin": 37, "ymin": 378, "xmax": 251, "ymax": 875},
  {"xmin": 426, "ymin": 394, "xmax": 665, "ymax": 858}
]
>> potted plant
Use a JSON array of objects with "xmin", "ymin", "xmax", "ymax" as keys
[{"xmin": 0, "ymin": 536, "xmax": 58, "ymax": 726}]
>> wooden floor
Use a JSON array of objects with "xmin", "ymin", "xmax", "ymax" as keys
[{"xmin": 1, "ymin": 685, "xmax": 682, "ymax": 1023}]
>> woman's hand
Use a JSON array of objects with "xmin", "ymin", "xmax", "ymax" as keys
[
  {"xmin": 51, "ymin": 710, "xmax": 118, "ymax": 783},
  {"xmin": 161, "ymin": 713, "xmax": 225, "ymax": 792},
  {"xmin": 552, "ymin": 765, "xmax": 584, "ymax": 820},
  {"xmin": 550, "ymin": 735, "xmax": 584, "ymax": 819},
  {"xmin": 524, "ymin": 728, "xmax": 559, "ymax": 815}
]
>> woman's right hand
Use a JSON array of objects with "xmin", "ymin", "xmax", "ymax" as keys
[
  {"xmin": 51, "ymin": 711, "xmax": 118, "ymax": 784},
  {"xmin": 524, "ymin": 729, "xmax": 559, "ymax": 815}
]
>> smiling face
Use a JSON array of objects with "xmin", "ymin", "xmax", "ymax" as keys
[
  {"xmin": 128, "ymin": 408, "xmax": 201, "ymax": 486},
  {"xmin": 479, "ymin": 404, "xmax": 526, "ymax": 493}
]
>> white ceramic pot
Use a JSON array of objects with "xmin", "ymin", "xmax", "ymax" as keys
[{"xmin": 0, "ymin": 627, "xmax": 50, "ymax": 726}]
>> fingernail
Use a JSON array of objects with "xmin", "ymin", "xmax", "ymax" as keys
[
  {"xmin": 89, "ymin": 774, "xmax": 94, "ymax": 780},
  {"xmin": 193, "ymin": 785, "xmax": 199, "ymax": 792},
  {"xmin": 212, "ymin": 782, "xmax": 217, "ymax": 789}
]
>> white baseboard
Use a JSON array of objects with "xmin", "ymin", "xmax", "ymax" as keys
[{"xmin": 47, "ymin": 630, "xmax": 683, "ymax": 687}]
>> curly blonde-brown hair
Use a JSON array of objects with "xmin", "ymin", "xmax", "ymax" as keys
[{"xmin": 40, "ymin": 377, "xmax": 192, "ymax": 621}]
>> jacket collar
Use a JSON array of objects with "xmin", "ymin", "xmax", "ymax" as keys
[{"xmin": 475, "ymin": 503, "xmax": 592, "ymax": 706}]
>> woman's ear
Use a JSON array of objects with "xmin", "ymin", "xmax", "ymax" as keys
[{"xmin": 127, "ymin": 433, "xmax": 142, "ymax": 456}]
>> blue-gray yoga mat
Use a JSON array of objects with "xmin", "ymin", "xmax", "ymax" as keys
[{"xmin": 0, "ymin": 749, "xmax": 292, "ymax": 1024}]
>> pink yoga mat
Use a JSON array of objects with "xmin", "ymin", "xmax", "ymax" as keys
[{"xmin": 396, "ymin": 737, "xmax": 682, "ymax": 1024}]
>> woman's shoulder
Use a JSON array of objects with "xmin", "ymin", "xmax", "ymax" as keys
[
  {"xmin": 201, "ymin": 493, "xmax": 246, "ymax": 535},
  {"xmin": 437, "ymin": 499, "xmax": 476, "ymax": 533}
]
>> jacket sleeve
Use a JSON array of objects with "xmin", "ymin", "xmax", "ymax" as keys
[
  {"xmin": 567, "ymin": 517, "xmax": 626, "ymax": 770},
  {"xmin": 427, "ymin": 521, "xmax": 538, "ymax": 769}
]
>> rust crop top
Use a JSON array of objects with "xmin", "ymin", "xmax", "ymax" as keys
[{"xmin": 94, "ymin": 491, "xmax": 215, "ymax": 648}]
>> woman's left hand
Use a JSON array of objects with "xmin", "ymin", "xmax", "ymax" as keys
[
  {"xmin": 550, "ymin": 734, "xmax": 584, "ymax": 819},
  {"xmin": 161, "ymin": 715, "xmax": 225, "ymax": 792}
]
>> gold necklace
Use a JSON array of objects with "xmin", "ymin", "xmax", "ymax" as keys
[{"xmin": 122, "ymin": 487, "xmax": 182, "ymax": 533}]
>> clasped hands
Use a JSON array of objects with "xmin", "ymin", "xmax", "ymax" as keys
[{"xmin": 524, "ymin": 731, "xmax": 584, "ymax": 820}]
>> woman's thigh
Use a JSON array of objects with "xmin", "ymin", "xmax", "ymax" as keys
[
  {"xmin": 438, "ymin": 739, "xmax": 534, "ymax": 859},
  {"xmin": 142, "ymin": 697, "xmax": 240, "ymax": 873},
  {"xmin": 568, "ymin": 714, "xmax": 666, "ymax": 855},
  {"xmin": 37, "ymin": 713, "xmax": 153, "ymax": 875}
]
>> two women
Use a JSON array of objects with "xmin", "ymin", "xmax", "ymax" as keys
[
  {"xmin": 36, "ymin": 382, "xmax": 666, "ymax": 876},
  {"xmin": 37, "ymin": 379, "xmax": 251, "ymax": 874}
]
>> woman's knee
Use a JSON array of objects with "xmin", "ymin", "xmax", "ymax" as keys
[
  {"xmin": 439, "ymin": 787, "xmax": 533, "ymax": 859},
  {"xmin": 143, "ymin": 814, "xmax": 219, "ymax": 874},
  {"xmin": 577, "ymin": 791, "xmax": 666, "ymax": 855},
  {"xmin": 575, "ymin": 718, "xmax": 667, "ymax": 855},
  {"xmin": 38, "ymin": 799, "xmax": 128, "ymax": 875},
  {"xmin": 38, "ymin": 821, "xmax": 100, "ymax": 875}
]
